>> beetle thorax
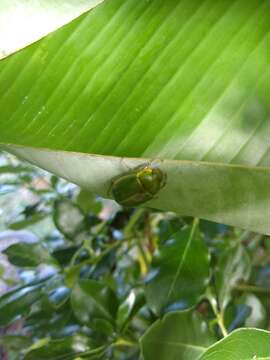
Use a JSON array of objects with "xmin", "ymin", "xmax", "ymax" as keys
[{"xmin": 137, "ymin": 167, "xmax": 160, "ymax": 195}]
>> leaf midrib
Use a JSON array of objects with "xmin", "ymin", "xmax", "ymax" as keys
[{"xmin": 165, "ymin": 219, "xmax": 198, "ymax": 302}]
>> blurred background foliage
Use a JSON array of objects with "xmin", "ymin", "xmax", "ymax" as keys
[{"xmin": 1, "ymin": 150, "xmax": 270, "ymax": 360}]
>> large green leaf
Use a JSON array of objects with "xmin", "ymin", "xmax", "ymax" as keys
[
  {"xmin": 140, "ymin": 310, "xmax": 215, "ymax": 360},
  {"xmin": 145, "ymin": 221, "xmax": 209, "ymax": 314},
  {"xmin": 1, "ymin": 0, "xmax": 270, "ymax": 233},
  {"xmin": 198, "ymin": 328, "xmax": 270, "ymax": 360}
]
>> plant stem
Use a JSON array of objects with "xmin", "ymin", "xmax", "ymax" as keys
[
  {"xmin": 123, "ymin": 208, "xmax": 149, "ymax": 274},
  {"xmin": 124, "ymin": 208, "xmax": 145, "ymax": 237},
  {"xmin": 211, "ymin": 300, "xmax": 228, "ymax": 337},
  {"xmin": 216, "ymin": 312, "xmax": 228, "ymax": 338},
  {"xmin": 207, "ymin": 289, "xmax": 228, "ymax": 338},
  {"xmin": 112, "ymin": 338, "xmax": 137, "ymax": 348},
  {"xmin": 136, "ymin": 236, "xmax": 149, "ymax": 275}
]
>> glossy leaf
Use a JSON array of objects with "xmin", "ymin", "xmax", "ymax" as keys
[
  {"xmin": 146, "ymin": 221, "xmax": 209, "ymax": 314},
  {"xmin": 0, "ymin": 283, "xmax": 43, "ymax": 325},
  {"xmin": 3, "ymin": 242, "xmax": 55, "ymax": 267},
  {"xmin": 140, "ymin": 310, "xmax": 214, "ymax": 360},
  {"xmin": 51, "ymin": 245, "xmax": 79, "ymax": 266},
  {"xmin": 199, "ymin": 328, "xmax": 270, "ymax": 360},
  {"xmin": 71, "ymin": 279, "xmax": 118, "ymax": 326},
  {"xmin": 2, "ymin": 0, "xmax": 270, "ymax": 233}
]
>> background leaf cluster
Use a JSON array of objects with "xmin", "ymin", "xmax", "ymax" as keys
[{"xmin": 1, "ymin": 152, "xmax": 270, "ymax": 359}]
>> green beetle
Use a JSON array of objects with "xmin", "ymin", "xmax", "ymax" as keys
[{"xmin": 110, "ymin": 164, "xmax": 166, "ymax": 207}]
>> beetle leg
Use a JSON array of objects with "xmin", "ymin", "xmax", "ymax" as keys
[{"xmin": 149, "ymin": 158, "xmax": 164, "ymax": 169}]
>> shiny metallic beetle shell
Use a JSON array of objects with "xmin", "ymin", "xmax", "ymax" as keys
[{"xmin": 110, "ymin": 165, "xmax": 166, "ymax": 207}]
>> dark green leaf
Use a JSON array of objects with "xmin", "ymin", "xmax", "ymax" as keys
[
  {"xmin": 92, "ymin": 318, "xmax": 115, "ymax": 337},
  {"xmin": 52, "ymin": 245, "xmax": 80, "ymax": 266},
  {"xmin": 146, "ymin": 221, "xmax": 209, "ymax": 314},
  {"xmin": 71, "ymin": 279, "xmax": 118, "ymax": 327},
  {"xmin": 24, "ymin": 335, "xmax": 106, "ymax": 360},
  {"xmin": 0, "ymin": 284, "xmax": 43, "ymax": 326},
  {"xmin": 3, "ymin": 242, "xmax": 56, "ymax": 268}
]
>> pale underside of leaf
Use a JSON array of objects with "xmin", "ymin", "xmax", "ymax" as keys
[
  {"xmin": 0, "ymin": 0, "xmax": 105, "ymax": 59},
  {"xmin": 3, "ymin": 144, "xmax": 270, "ymax": 235}
]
